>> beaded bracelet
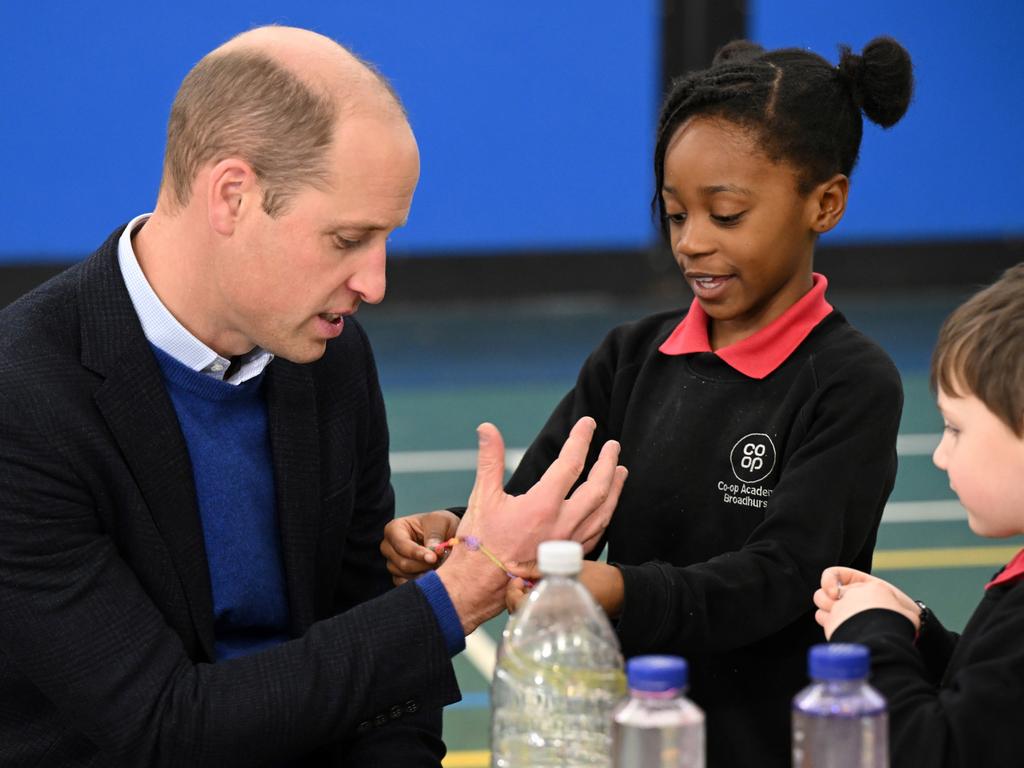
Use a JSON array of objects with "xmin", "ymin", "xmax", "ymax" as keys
[{"xmin": 432, "ymin": 535, "xmax": 532, "ymax": 585}]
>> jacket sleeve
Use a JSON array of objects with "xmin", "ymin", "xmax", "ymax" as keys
[
  {"xmin": 833, "ymin": 594, "xmax": 1024, "ymax": 768},
  {"xmin": 324, "ymin": 321, "xmax": 447, "ymax": 767},
  {"xmin": 0, "ymin": 387, "xmax": 458, "ymax": 767}
]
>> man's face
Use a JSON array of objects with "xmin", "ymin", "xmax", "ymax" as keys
[{"xmin": 216, "ymin": 111, "xmax": 419, "ymax": 363}]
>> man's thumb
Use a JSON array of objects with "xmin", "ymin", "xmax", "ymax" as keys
[{"xmin": 470, "ymin": 422, "xmax": 506, "ymax": 501}]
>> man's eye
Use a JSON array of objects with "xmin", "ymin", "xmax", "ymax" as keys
[{"xmin": 334, "ymin": 237, "xmax": 362, "ymax": 250}]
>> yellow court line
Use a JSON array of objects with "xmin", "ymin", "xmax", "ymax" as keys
[
  {"xmin": 443, "ymin": 750, "xmax": 489, "ymax": 767},
  {"xmin": 874, "ymin": 546, "xmax": 1019, "ymax": 570}
]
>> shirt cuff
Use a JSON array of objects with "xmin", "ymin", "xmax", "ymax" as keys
[{"xmin": 414, "ymin": 570, "xmax": 466, "ymax": 657}]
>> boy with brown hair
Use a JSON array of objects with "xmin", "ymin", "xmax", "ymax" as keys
[{"xmin": 814, "ymin": 262, "xmax": 1024, "ymax": 767}]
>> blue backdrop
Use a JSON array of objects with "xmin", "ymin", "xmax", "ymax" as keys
[
  {"xmin": 0, "ymin": 2, "xmax": 659, "ymax": 261},
  {"xmin": 1, "ymin": 2, "xmax": 1021, "ymax": 262},
  {"xmin": 752, "ymin": 0, "xmax": 1024, "ymax": 243}
]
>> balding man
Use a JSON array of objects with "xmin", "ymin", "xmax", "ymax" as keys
[{"xmin": 0, "ymin": 27, "xmax": 625, "ymax": 766}]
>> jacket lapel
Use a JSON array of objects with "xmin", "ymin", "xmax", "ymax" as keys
[
  {"xmin": 79, "ymin": 231, "xmax": 217, "ymax": 661},
  {"xmin": 266, "ymin": 360, "xmax": 321, "ymax": 635}
]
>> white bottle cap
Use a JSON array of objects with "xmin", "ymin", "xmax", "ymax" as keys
[{"xmin": 537, "ymin": 540, "xmax": 583, "ymax": 576}]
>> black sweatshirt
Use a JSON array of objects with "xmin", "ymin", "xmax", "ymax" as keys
[
  {"xmin": 834, "ymin": 567, "xmax": 1024, "ymax": 767},
  {"xmin": 505, "ymin": 293, "xmax": 902, "ymax": 767}
]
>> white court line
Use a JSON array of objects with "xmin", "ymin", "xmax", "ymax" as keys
[
  {"xmin": 896, "ymin": 433, "xmax": 941, "ymax": 456},
  {"xmin": 389, "ymin": 448, "xmax": 525, "ymax": 474},
  {"xmin": 882, "ymin": 499, "xmax": 965, "ymax": 523},
  {"xmin": 391, "ymin": 434, "xmax": 941, "ymax": 474},
  {"xmin": 464, "ymin": 626, "xmax": 498, "ymax": 681}
]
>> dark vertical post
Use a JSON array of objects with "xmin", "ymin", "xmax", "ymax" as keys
[{"xmin": 661, "ymin": 0, "xmax": 747, "ymax": 93}]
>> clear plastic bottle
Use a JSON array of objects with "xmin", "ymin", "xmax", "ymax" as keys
[
  {"xmin": 490, "ymin": 540, "xmax": 625, "ymax": 768},
  {"xmin": 612, "ymin": 655, "xmax": 705, "ymax": 768},
  {"xmin": 792, "ymin": 643, "xmax": 888, "ymax": 768}
]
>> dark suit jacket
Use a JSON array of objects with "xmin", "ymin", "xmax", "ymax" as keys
[{"xmin": 0, "ymin": 228, "xmax": 460, "ymax": 766}]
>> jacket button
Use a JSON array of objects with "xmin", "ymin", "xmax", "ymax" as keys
[
  {"xmin": 405, "ymin": 699, "xmax": 419, "ymax": 714},
  {"xmin": 374, "ymin": 713, "xmax": 388, "ymax": 727},
  {"xmin": 357, "ymin": 721, "xmax": 371, "ymax": 733},
  {"xmin": 390, "ymin": 705, "xmax": 403, "ymax": 720}
]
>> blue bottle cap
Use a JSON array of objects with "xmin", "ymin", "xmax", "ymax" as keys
[
  {"xmin": 626, "ymin": 655, "xmax": 688, "ymax": 691},
  {"xmin": 808, "ymin": 644, "xmax": 870, "ymax": 680}
]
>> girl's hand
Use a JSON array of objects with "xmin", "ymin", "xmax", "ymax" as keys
[
  {"xmin": 579, "ymin": 561, "xmax": 625, "ymax": 619},
  {"xmin": 505, "ymin": 564, "xmax": 540, "ymax": 614},
  {"xmin": 381, "ymin": 510, "xmax": 461, "ymax": 585}
]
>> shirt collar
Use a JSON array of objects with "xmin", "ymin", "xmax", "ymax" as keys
[
  {"xmin": 987, "ymin": 548, "xmax": 1024, "ymax": 590},
  {"xmin": 117, "ymin": 213, "xmax": 274, "ymax": 384},
  {"xmin": 658, "ymin": 273, "xmax": 833, "ymax": 379}
]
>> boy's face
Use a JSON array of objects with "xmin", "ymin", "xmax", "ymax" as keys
[{"xmin": 933, "ymin": 387, "xmax": 1024, "ymax": 537}]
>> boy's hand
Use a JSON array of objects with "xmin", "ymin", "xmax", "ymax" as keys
[
  {"xmin": 381, "ymin": 510, "xmax": 461, "ymax": 585},
  {"xmin": 814, "ymin": 566, "xmax": 920, "ymax": 639}
]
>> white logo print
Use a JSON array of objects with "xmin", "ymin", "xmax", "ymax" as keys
[{"xmin": 729, "ymin": 433, "xmax": 777, "ymax": 484}]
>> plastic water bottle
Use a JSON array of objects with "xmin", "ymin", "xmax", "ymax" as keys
[
  {"xmin": 612, "ymin": 655, "xmax": 705, "ymax": 767},
  {"xmin": 792, "ymin": 644, "xmax": 888, "ymax": 768},
  {"xmin": 490, "ymin": 540, "xmax": 625, "ymax": 767}
]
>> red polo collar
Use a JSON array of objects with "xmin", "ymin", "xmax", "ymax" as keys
[
  {"xmin": 987, "ymin": 548, "xmax": 1024, "ymax": 590},
  {"xmin": 658, "ymin": 273, "xmax": 833, "ymax": 379}
]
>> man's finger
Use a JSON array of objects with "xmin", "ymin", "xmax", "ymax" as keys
[
  {"xmin": 468, "ymin": 422, "xmax": 507, "ymax": 509},
  {"xmin": 529, "ymin": 417, "xmax": 598, "ymax": 502},
  {"xmin": 562, "ymin": 447, "xmax": 625, "ymax": 543}
]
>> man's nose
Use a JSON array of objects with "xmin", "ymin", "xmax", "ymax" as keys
[{"xmin": 349, "ymin": 245, "xmax": 387, "ymax": 305}]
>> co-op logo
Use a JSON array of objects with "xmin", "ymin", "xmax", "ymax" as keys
[{"xmin": 729, "ymin": 432, "xmax": 777, "ymax": 484}]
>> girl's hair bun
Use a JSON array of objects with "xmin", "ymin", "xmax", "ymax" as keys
[
  {"xmin": 712, "ymin": 40, "xmax": 765, "ymax": 66},
  {"xmin": 838, "ymin": 36, "xmax": 914, "ymax": 128}
]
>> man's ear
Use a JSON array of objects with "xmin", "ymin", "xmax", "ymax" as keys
[
  {"xmin": 809, "ymin": 173, "xmax": 849, "ymax": 235},
  {"xmin": 207, "ymin": 158, "xmax": 258, "ymax": 236}
]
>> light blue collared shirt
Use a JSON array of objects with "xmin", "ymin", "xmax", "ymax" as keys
[{"xmin": 117, "ymin": 214, "xmax": 274, "ymax": 384}]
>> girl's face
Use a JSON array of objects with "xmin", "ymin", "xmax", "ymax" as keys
[{"xmin": 660, "ymin": 117, "xmax": 837, "ymax": 349}]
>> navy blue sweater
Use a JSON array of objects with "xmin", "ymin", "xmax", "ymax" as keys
[{"xmin": 152, "ymin": 346, "xmax": 289, "ymax": 660}]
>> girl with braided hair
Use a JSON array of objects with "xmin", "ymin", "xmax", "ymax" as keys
[{"xmin": 385, "ymin": 37, "xmax": 914, "ymax": 766}]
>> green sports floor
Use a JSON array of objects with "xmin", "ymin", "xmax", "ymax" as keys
[{"xmin": 360, "ymin": 287, "xmax": 1018, "ymax": 767}]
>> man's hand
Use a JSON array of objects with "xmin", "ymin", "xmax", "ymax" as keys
[
  {"xmin": 381, "ymin": 510, "xmax": 461, "ymax": 585},
  {"xmin": 457, "ymin": 417, "xmax": 626, "ymax": 565},
  {"xmin": 438, "ymin": 418, "xmax": 627, "ymax": 634},
  {"xmin": 813, "ymin": 566, "xmax": 920, "ymax": 639}
]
